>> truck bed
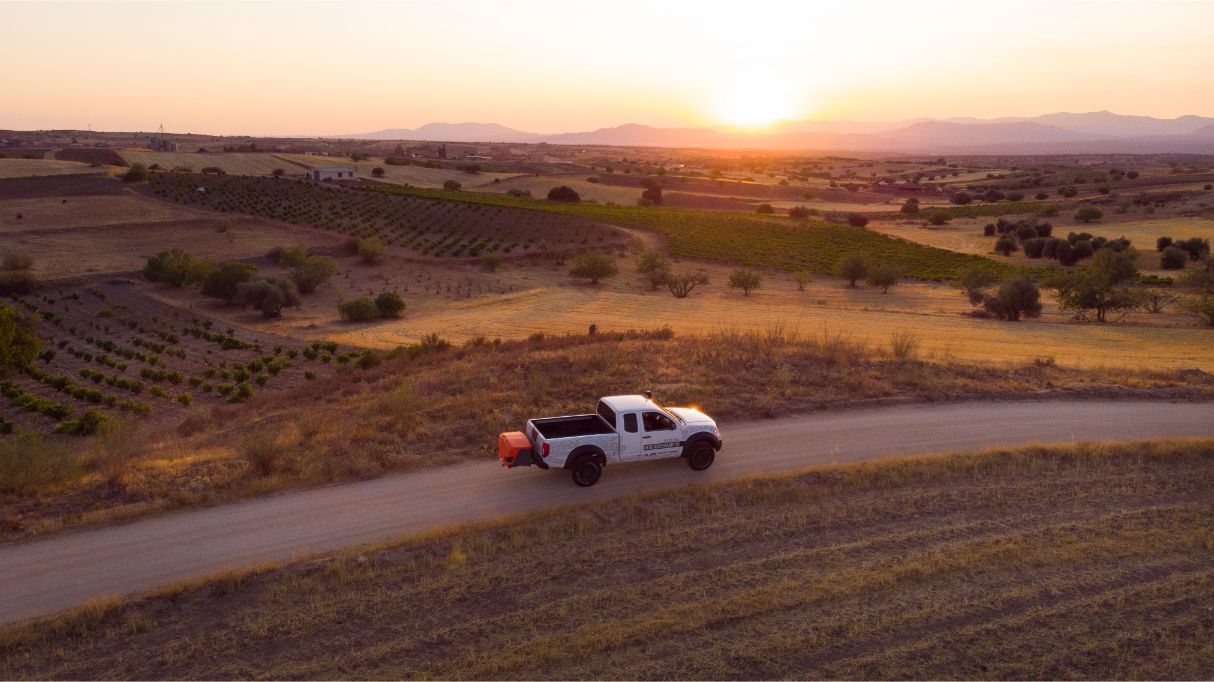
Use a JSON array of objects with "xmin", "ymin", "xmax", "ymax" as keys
[{"xmin": 530, "ymin": 414, "xmax": 615, "ymax": 439}]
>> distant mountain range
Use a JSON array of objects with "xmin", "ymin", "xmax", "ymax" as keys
[{"xmin": 344, "ymin": 111, "xmax": 1214, "ymax": 154}]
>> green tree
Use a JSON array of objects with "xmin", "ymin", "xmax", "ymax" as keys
[
  {"xmin": 835, "ymin": 253, "xmax": 868, "ymax": 287},
  {"xmin": 235, "ymin": 278, "xmax": 300, "ymax": 318},
  {"xmin": 120, "ymin": 163, "xmax": 149, "ymax": 182},
  {"xmin": 983, "ymin": 276, "xmax": 1042, "ymax": 321},
  {"xmin": 569, "ymin": 253, "xmax": 618, "ymax": 284},
  {"xmin": 788, "ymin": 205, "xmax": 811, "ymax": 219},
  {"xmin": 358, "ymin": 238, "xmax": 388, "ymax": 265},
  {"xmin": 547, "ymin": 185, "xmax": 581, "ymax": 203},
  {"xmin": 338, "ymin": 297, "xmax": 380, "ymax": 322},
  {"xmin": 727, "ymin": 269, "xmax": 762, "ymax": 296},
  {"xmin": 1160, "ymin": 246, "xmax": 1188, "ymax": 270},
  {"xmin": 143, "ymin": 248, "xmax": 212, "ymax": 287},
  {"xmin": 1073, "ymin": 206, "xmax": 1103, "ymax": 223},
  {"xmin": 994, "ymin": 235, "xmax": 1019, "ymax": 256},
  {"xmin": 1179, "ymin": 295, "xmax": 1214, "ymax": 327},
  {"xmin": 957, "ymin": 267, "xmax": 998, "ymax": 306},
  {"xmin": 900, "ymin": 198, "xmax": 920, "ymax": 215},
  {"xmin": 443, "ymin": 179, "xmax": 462, "ymax": 191},
  {"xmin": 635, "ymin": 251, "xmax": 672, "ymax": 290},
  {"xmin": 1051, "ymin": 248, "xmax": 1140, "ymax": 322},
  {"xmin": 291, "ymin": 255, "xmax": 336, "ymax": 294},
  {"xmin": 480, "ymin": 254, "xmax": 503, "ymax": 272},
  {"xmin": 865, "ymin": 265, "xmax": 900, "ymax": 293},
  {"xmin": 374, "ymin": 292, "xmax": 406, "ymax": 318},
  {"xmin": 0, "ymin": 304, "xmax": 41, "ymax": 373},
  {"xmin": 275, "ymin": 246, "xmax": 310, "ymax": 268},
  {"xmin": 201, "ymin": 261, "xmax": 258, "ymax": 303}
]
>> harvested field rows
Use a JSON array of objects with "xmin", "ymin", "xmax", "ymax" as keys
[
  {"xmin": 4, "ymin": 441, "xmax": 1212, "ymax": 679},
  {"xmin": 0, "ymin": 159, "xmax": 97, "ymax": 179},
  {"xmin": 117, "ymin": 151, "xmax": 303, "ymax": 177},
  {"xmin": 274, "ymin": 153, "xmax": 517, "ymax": 188}
]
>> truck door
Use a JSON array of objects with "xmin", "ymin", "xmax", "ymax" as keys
[
  {"xmin": 636, "ymin": 410, "xmax": 681, "ymax": 460},
  {"xmin": 617, "ymin": 411, "xmax": 644, "ymax": 461}
]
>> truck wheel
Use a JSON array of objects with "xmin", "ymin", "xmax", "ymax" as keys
[
  {"xmin": 571, "ymin": 458, "xmax": 602, "ymax": 487},
  {"xmin": 687, "ymin": 442, "xmax": 715, "ymax": 471}
]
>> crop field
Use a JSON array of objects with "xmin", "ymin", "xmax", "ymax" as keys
[
  {"xmin": 5, "ymin": 440, "xmax": 1212, "ymax": 679},
  {"xmin": 115, "ymin": 151, "xmax": 301, "ymax": 176},
  {"xmin": 0, "ymin": 159, "xmax": 99, "ymax": 179},
  {"xmin": 476, "ymin": 174, "xmax": 644, "ymax": 204},
  {"xmin": 148, "ymin": 174, "xmax": 630, "ymax": 258},
  {"xmin": 0, "ymin": 282, "xmax": 351, "ymax": 440},
  {"xmin": 0, "ymin": 195, "xmax": 202, "ymax": 233},
  {"xmin": 371, "ymin": 185, "xmax": 1014, "ymax": 280},
  {"xmin": 274, "ymin": 153, "xmax": 518, "ymax": 188}
]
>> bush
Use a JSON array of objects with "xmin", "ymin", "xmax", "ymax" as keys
[
  {"xmin": 665, "ymin": 270, "xmax": 709, "ymax": 298},
  {"xmin": 983, "ymin": 276, "xmax": 1042, "ymax": 321},
  {"xmin": 957, "ymin": 267, "xmax": 997, "ymax": 305},
  {"xmin": 635, "ymin": 251, "xmax": 672, "ymax": 290},
  {"xmin": 568, "ymin": 253, "xmax": 618, "ymax": 284},
  {"xmin": 788, "ymin": 205, "xmax": 811, "ymax": 219},
  {"xmin": 793, "ymin": 270, "xmax": 813, "ymax": 291},
  {"xmin": 1022, "ymin": 238, "xmax": 1047, "ymax": 259},
  {"xmin": 928, "ymin": 212, "xmax": 949, "ymax": 226},
  {"xmin": 374, "ymin": 292, "xmax": 406, "ymax": 318},
  {"xmin": 846, "ymin": 213, "xmax": 869, "ymax": 227},
  {"xmin": 1073, "ymin": 207, "xmax": 1103, "ymax": 223},
  {"xmin": 241, "ymin": 431, "xmax": 282, "ymax": 477},
  {"xmin": 547, "ymin": 185, "xmax": 581, "ymax": 203},
  {"xmin": 1, "ymin": 304, "xmax": 41, "ymax": 372},
  {"xmin": 641, "ymin": 185, "xmax": 663, "ymax": 205},
  {"xmin": 835, "ymin": 253, "xmax": 868, "ymax": 287},
  {"xmin": 372, "ymin": 167, "xmax": 385, "ymax": 178},
  {"xmin": 1157, "ymin": 236, "xmax": 1173, "ymax": 252},
  {"xmin": 443, "ymin": 179, "xmax": 462, "ymax": 191},
  {"xmin": 1180, "ymin": 237, "xmax": 1211, "ymax": 261},
  {"xmin": 0, "ymin": 271, "xmax": 35, "ymax": 296},
  {"xmin": 274, "ymin": 246, "xmax": 310, "ymax": 268},
  {"xmin": 865, "ymin": 265, "xmax": 899, "ymax": 293},
  {"xmin": 235, "ymin": 278, "xmax": 300, "ymax": 318},
  {"xmin": 950, "ymin": 191, "xmax": 972, "ymax": 205},
  {"xmin": 143, "ymin": 248, "xmax": 212, "ymax": 287},
  {"xmin": 727, "ymin": 269, "xmax": 762, "ymax": 296},
  {"xmin": 1180, "ymin": 294, "xmax": 1214, "ymax": 327},
  {"xmin": 0, "ymin": 432, "xmax": 78, "ymax": 493},
  {"xmin": 357, "ymin": 238, "xmax": 388, "ymax": 264},
  {"xmin": 900, "ymin": 199, "xmax": 920, "ymax": 215},
  {"xmin": 756, "ymin": 204, "xmax": 775, "ymax": 214},
  {"xmin": 338, "ymin": 297, "xmax": 380, "ymax": 322},
  {"xmin": 1158, "ymin": 246, "xmax": 1187, "ymax": 270},
  {"xmin": 201, "ymin": 261, "xmax": 258, "ymax": 303},
  {"xmin": 291, "ymin": 255, "xmax": 336, "ymax": 293},
  {"xmin": 120, "ymin": 163, "xmax": 149, "ymax": 182},
  {"xmin": 1, "ymin": 253, "xmax": 33, "ymax": 271},
  {"xmin": 480, "ymin": 254, "xmax": 503, "ymax": 272},
  {"xmin": 1058, "ymin": 185, "xmax": 1078, "ymax": 198},
  {"xmin": 994, "ymin": 235, "xmax": 1019, "ymax": 256}
]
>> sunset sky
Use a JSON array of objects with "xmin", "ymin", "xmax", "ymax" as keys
[{"xmin": 2, "ymin": 0, "xmax": 1212, "ymax": 136}]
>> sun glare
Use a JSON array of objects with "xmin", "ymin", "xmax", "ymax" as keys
[{"xmin": 710, "ymin": 75, "xmax": 801, "ymax": 130}]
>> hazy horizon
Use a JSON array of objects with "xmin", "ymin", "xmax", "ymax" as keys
[{"xmin": 3, "ymin": 0, "xmax": 1213, "ymax": 137}]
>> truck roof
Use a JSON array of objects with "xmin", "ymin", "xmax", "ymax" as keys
[{"xmin": 600, "ymin": 395, "xmax": 659, "ymax": 412}]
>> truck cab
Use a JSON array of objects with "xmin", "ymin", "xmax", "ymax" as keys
[{"xmin": 499, "ymin": 394, "xmax": 723, "ymax": 486}]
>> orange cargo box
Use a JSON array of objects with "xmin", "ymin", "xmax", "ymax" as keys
[{"xmin": 498, "ymin": 431, "xmax": 534, "ymax": 468}]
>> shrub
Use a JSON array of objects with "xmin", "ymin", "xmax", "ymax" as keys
[
  {"xmin": 291, "ymin": 255, "xmax": 336, "ymax": 293},
  {"xmin": 143, "ymin": 248, "xmax": 212, "ymax": 287},
  {"xmin": 201, "ymin": 261, "xmax": 258, "ymax": 303},
  {"xmin": 274, "ymin": 246, "xmax": 310, "ymax": 268},
  {"xmin": 372, "ymin": 167, "xmax": 385, "ymax": 178},
  {"xmin": 120, "ymin": 163, "xmax": 149, "ymax": 182},
  {"xmin": 788, "ymin": 205, "xmax": 811, "ymax": 219},
  {"xmin": 374, "ymin": 291, "xmax": 406, "ymax": 318},
  {"xmin": 950, "ymin": 191, "xmax": 972, "ymax": 205},
  {"xmin": 0, "ymin": 271, "xmax": 35, "ymax": 296},
  {"xmin": 357, "ymin": 238, "xmax": 388, "ymax": 264},
  {"xmin": 727, "ymin": 269, "xmax": 762, "ymax": 296},
  {"xmin": 1180, "ymin": 237, "xmax": 1211, "ymax": 261},
  {"xmin": 547, "ymin": 185, "xmax": 581, "ymax": 203},
  {"xmin": 1157, "ymin": 236, "xmax": 1173, "ymax": 252},
  {"xmin": 1, "ymin": 304, "xmax": 41, "ymax": 372},
  {"xmin": 899, "ymin": 199, "xmax": 920, "ymax": 215},
  {"xmin": 240, "ymin": 431, "xmax": 282, "ymax": 477},
  {"xmin": 983, "ymin": 276, "xmax": 1042, "ymax": 321},
  {"xmin": 443, "ymin": 179, "xmax": 462, "ymax": 191},
  {"xmin": 835, "ymin": 253, "xmax": 868, "ymax": 287},
  {"xmin": 338, "ymin": 297, "xmax": 380, "ymax": 322},
  {"xmin": 56, "ymin": 409, "xmax": 110, "ymax": 436},
  {"xmin": 957, "ymin": 267, "xmax": 997, "ymax": 306},
  {"xmin": 1179, "ymin": 294, "xmax": 1214, "ymax": 327},
  {"xmin": 0, "ymin": 432, "xmax": 78, "ymax": 493},
  {"xmin": 635, "ymin": 251, "xmax": 672, "ymax": 290},
  {"xmin": 1058, "ymin": 185, "xmax": 1078, "ymax": 198},
  {"xmin": 568, "ymin": 253, "xmax": 618, "ymax": 284},
  {"xmin": 1073, "ymin": 207, "xmax": 1103, "ymax": 223},
  {"xmin": 793, "ymin": 270, "xmax": 813, "ymax": 291},
  {"xmin": 756, "ymin": 204, "xmax": 775, "ymax": 214},
  {"xmin": 480, "ymin": 254, "xmax": 503, "ymax": 272},
  {"xmin": 235, "ymin": 278, "xmax": 301, "ymax": 318},
  {"xmin": 641, "ymin": 185, "xmax": 663, "ymax": 205},
  {"xmin": 928, "ymin": 212, "xmax": 949, "ymax": 226},
  {"xmin": 1, "ymin": 253, "xmax": 33, "ymax": 271},
  {"xmin": 1160, "ymin": 246, "xmax": 1188, "ymax": 270},
  {"xmin": 865, "ymin": 265, "xmax": 900, "ymax": 293},
  {"xmin": 665, "ymin": 270, "xmax": 709, "ymax": 298},
  {"xmin": 993, "ymin": 235, "xmax": 1019, "ymax": 256},
  {"xmin": 846, "ymin": 213, "xmax": 869, "ymax": 227},
  {"xmin": 889, "ymin": 330, "xmax": 918, "ymax": 361}
]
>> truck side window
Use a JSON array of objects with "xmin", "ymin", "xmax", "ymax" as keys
[
  {"xmin": 643, "ymin": 411, "xmax": 675, "ymax": 431},
  {"xmin": 624, "ymin": 413, "xmax": 638, "ymax": 433}
]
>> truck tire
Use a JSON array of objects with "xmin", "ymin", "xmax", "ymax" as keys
[
  {"xmin": 571, "ymin": 457, "xmax": 602, "ymax": 487},
  {"xmin": 687, "ymin": 441, "xmax": 715, "ymax": 471}
]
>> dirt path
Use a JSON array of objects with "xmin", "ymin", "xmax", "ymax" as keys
[{"xmin": 1, "ymin": 399, "xmax": 1212, "ymax": 626}]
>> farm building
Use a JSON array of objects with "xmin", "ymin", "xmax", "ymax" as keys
[{"xmin": 310, "ymin": 167, "xmax": 357, "ymax": 182}]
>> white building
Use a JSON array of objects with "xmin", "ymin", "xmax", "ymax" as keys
[{"xmin": 310, "ymin": 167, "xmax": 356, "ymax": 182}]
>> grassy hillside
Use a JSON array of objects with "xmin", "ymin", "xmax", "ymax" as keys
[
  {"xmin": 4, "ymin": 440, "xmax": 1213, "ymax": 679},
  {"xmin": 369, "ymin": 185, "xmax": 1019, "ymax": 280}
]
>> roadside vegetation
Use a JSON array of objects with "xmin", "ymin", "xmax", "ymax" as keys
[
  {"xmin": 4, "ymin": 439, "xmax": 1212, "ymax": 679},
  {"xmin": 4, "ymin": 326, "xmax": 1210, "ymax": 540}
]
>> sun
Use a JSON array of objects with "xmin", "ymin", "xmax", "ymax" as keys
[{"xmin": 710, "ymin": 75, "xmax": 802, "ymax": 130}]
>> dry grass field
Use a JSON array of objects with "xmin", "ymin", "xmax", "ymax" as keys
[
  {"xmin": 273, "ymin": 153, "xmax": 518, "ymax": 188},
  {"xmin": 116, "ymin": 151, "xmax": 303, "ymax": 176},
  {"xmin": 4, "ymin": 440, "xmax": 1212, "ymax": 679},
  {"xmin": 0, "ymin": 159, "xmax": 100, "ymax": 179},
  {"xmin": 0, "ymin": 195, "xmax": 201, "ymax": 233},
  {"xmin": 477, "ymin": 175, "xmax": 646, "ymax": 204}
]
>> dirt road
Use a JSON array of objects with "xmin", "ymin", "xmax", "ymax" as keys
[{"xmin": 2, "ymin": 399, "xmax": 1213, "ymax": 626}]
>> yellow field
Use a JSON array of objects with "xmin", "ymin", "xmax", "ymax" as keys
[
  {"xmin": 273, "ymin": 153, "xmax": 516, "ymax": 188},
  {"xmin": 0, "ymin": 158, "xmax": 100, "ymax": 178},
  {"xmin": 475, "ymin": 175, "xmax": 644, "ymax": 204},
  {"xmin": 0, "ymin": 195, "xmax": 200, "ymax": 233},
  {"xmin": 117, "ymin": 151, "xmax": 297, "ymax": 176}
]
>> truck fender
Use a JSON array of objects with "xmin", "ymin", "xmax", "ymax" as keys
[
  {"xmin": 681, "ymin": 432, "xmax": 722, "ymax": 457},
  {"xmin": 563, "ymin": 445, "xmax": 607, "ymax": 470}
]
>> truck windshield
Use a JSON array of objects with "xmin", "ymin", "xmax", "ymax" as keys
[
  {"xmin": 649, "ymin": 399, "xmax": 685, "ymax": 424},
  {"xmin": 597, "ymin": 401, "xmax": 617, "ymax": 428}
]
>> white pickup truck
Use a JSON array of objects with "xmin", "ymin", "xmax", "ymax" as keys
[{"xmin": 498, "ymin": 393, "xmax": 723, "ymax": 486}]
